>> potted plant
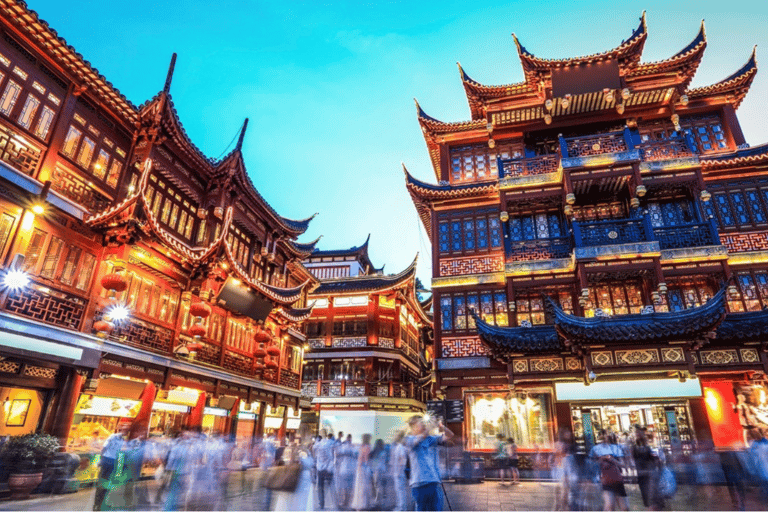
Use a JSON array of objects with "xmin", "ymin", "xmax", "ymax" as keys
[{"xmin": 0, "ymin": 433, "xmax": 60, "ymax": 499}]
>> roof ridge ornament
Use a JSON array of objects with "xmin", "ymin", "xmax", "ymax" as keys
[
  {"xmin": 235, "ymin": 118, "xmax": 249, "ymax": 152},
  {"xmin": 164, "ymin": 53, "xmax": 177, "ymax": 94}
]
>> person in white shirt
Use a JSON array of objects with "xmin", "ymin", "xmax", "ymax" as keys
[
  {"xmin": 589, "ymin": 430, "xmax": 628, "ymax": 511},
  {"xmin": 392, "ymin": 433, "xmax": 410, "ymax": 511},
  {"xmin": 92, "ymin": 422, "xmax": 129, "ymax": 511}
]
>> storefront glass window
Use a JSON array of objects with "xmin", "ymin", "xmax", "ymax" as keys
[{"xmin": 467, "ymin": 391, "xmax": 553, "ymax": 450}]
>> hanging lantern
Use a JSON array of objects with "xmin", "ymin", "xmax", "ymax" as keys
[
  {"xmin": 188, "ymin": 323, "xmax": 207, "ymax": 338},
  {"xmin": 728, "ymin": 285, "xmax": 740, "ymax": 298},
  {"xmin": 700, "ymin": 190, "xmax": 712, "ymax": 202},
  {"xmin": 565, "ymin": 193, "xmax": 576, "ymax": 205},
  {"xmin": 544, "ymin": 114, "xmax": 552, "ymax": 125},
  {"xmin": 486, "ymin": 122, "xmax": 493, "ymax": 134},
  {"xmin": 616, "ymin": 103, "xmax": 625, "ymax": 115},
  {"xmin": 658, "ymin": 282, "xmax": 668, "ymax": 294},
  {"xmin": 267, "ymin": 344, "xmax": 281, "ymax": 357},
  {"xmin": 488, "ymin": 138, "xmax": 496, "ymax": 149},
  {"xmin": 101, "ymin": 273, "xmax": 128, "ymax": 295},
  {"xmin": 560, "ymin": 94, "xmax": 571, "ymax": 110},
  {"xmin": 680, "ymin": 94, "xmax": 689, "ymax": 106},
  {"xmin": 93, "ymin": 320, "xmax": 114, "ymax": 338},
  {"xmin": 254, "ymin": 362, "xmax": 265, "ymax": 371},
  {"xmin": 671, "ymin": 114, "xmax": 681, "ymax": 131},
  {"xmin": 563, "ymin": 204, "xmax": 573, "ymax": 216},
  {"xmin": 253, "ymin": 327, "xmax": 272, "ymax": 344},
  {"xmin": 266, "ymin": 358, "xmax": 279, "ymax": 369},
  {"xmin": 500, "ymin": 211, "xmax": 509, "ymax": 222},
  {"xmin": 254, "ymin": 345, "xmax": 268, "ymax": 358},
  {"xmin": 189, "ymin": 302, "xmax": 211, "ymax": 319},
  {"xmin": 636, "ymin": 185, "xmax": 647, "ymax": 197},
  {"xmin": 603, "ymin": 88, "xmax": 615, "ymax": 104},
  {"xmin": 621, "ymin": 88, "xmax": 631, "ymax": 100},
  {"xmin": 651, "ymin": 291, "xmax": 661, "ymax": 303},
  {"xmin": 544, "ymin": 99, "xmax": 554, "ymax": 111},
  {"xmin": 630, "ymin": 197, "xmax": 641, "ymax": 208}
]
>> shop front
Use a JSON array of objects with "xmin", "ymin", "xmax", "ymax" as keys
[
  {"xmin": 554, "ymin": 378, "xmax": 704, "ymax": 456},
  {"xmin": 701, "ymin": 377, "xmax": 768, "ymax": 449}
]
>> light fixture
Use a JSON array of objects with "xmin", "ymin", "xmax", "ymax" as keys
[
  {"xmin": 544, "ymin": 99, "xmax": 554, "ymax": 111},
  {"xmin": 565, "ymin": 193, "xmax": 576, "ymax": 205},
  {"xmin": 603, "ymin": 88, "xmax": 615, "ymax": 103},
  {"xmin": 31, "ymin": 204, "xmax": 45, "ymax": 215},
  {"xmin": 544, "ymin": 114, "xmax": 552, "ymax": 125},
  {"xmin": 616, "ymin": 103, "xmax": 625, "ymax": 115},
  {"xmin": 106, "ymin": 304, "xmax": 130, "ymax": 323},
  {"xmin": 488, "ymin": 138, "xmax": 495, "ymax": 149},
  {"xmin": 680, "ymin": 94, "xmax": 689, "ymax": 106},
  {"xmin": 700, "ymin": 190, "xmax": 712, "ymax": 202},
  {"xmin": 127, "ymin": 184, "xmax": 135, "ymax": 193},
  {"xmin": 560, "ymin": 95, "xmax": 571, "ymax": 110},
  {"xmin": 486, "ymin": 122, "xmax": 493, "ymax": 134},
  {"xmin": 636, "ymin": 185, "xmax": 647, "ymax": 197},
  {"xmin": 3, "ymin": 269, "xmax": 29, "ymax": 290},
  {"xmin": 671, "ymin": 113, "xmax": 681, "ymax": 131},
  {"xmin": 621, "ymin": 88, "xmax": 631, "ymax": 100},
  {"xmin": 499, "ymin": 211, "xmax": 509, "ymax": 222},
  {"xmin": 630, "ymin": 197, "xmax": 640, "ymax": 208}
]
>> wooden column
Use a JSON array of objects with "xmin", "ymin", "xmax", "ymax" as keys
[
  {"xmin": 49, "ymin": 368, "xmax": 84, "ymax": 446},
  {"xmin": 255, "ymin": 400, "xmax": 267, "ymax": 438},
  {"xmin": 688, "ymin": 397, "xmax": 714, "ymax": 445}
]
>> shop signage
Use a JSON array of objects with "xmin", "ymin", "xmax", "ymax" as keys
[
  {"xmin": 427, "ymin": 400, "xmax": 445, "ymax": 419},
  {"xmin": 555, "ymin": 378, "xmax": 703, "ymax": 402},
  {"xmin": 238, "ymin": 412, "xmax": 256, "ymax": 420},
  {"xmin": 445, "ymin": 399, "xmax": 465, "ymax": 423},
  {"xmin": 203, "ymin": 407, "xmax": 229, "ymax": 417}
]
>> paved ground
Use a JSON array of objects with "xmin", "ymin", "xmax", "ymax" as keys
[{"xmin": 0, "ymin": 474, "xmax": 765, "ymax": 511}]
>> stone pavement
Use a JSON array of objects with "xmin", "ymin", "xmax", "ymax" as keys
[{"xmin": 0, "ymin": 475, "xmax": 766, "ymax": 511}]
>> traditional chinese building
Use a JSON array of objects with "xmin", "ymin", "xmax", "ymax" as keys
[
  {"xmin": 406, "ymin": 12, "xmax": 768, "ymax": 463},
  {"xmin": 0, "ymin": 0, "xmax": 319, "ymax": 453},
  {"xmin": 301, "ymin": 238, "xmax": 433, "ymax": 439}
]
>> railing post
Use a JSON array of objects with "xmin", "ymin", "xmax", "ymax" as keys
[
  {"xmin": 559, "ymin": 135, "xmax": 568, "ymax": 158},
  {"xmin": 642, "ymin": 214, "xmax": 655, "ymax": 242},
  {"xmin": 623, "ymin": 126, "xmax": 635, "ymax": 150},
  {"xmin": 708, "ymin": 216, "xmax": 721, "ymax": 245},
  {"xmin": 572, "ymin": 221, "xmax": 582, "ymax": 247},
  {"xmin": 497, "ymin": 156, "xmax": 505, "ymax": 179},
  {"xmin": 683, "ymin": 130, "xmax": 697, "ymax": 154}
]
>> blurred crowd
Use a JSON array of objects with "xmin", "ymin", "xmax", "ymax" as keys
[{"xmin": 90, "ymin": 418, "xmax": 768, "ymax": 511}]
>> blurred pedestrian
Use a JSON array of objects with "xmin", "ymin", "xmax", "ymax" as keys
[
  {"xmin": 336, "ymin": 434, "xmax": 357, "ymax": 510},
  {"xmin": 405, "ymin": 415, "xmax": 455, "ymax": 511},
  {"xmin": 589, "ymin": 430, "xmax": 628, "ymax": 511},
  {"xmin": 493, "ymin": 433, "xmax": 510, "ymax": 484},
  {"xmin": 632, "ymin": 426, "xmax": 663, "ymax": 510},
  {"xmin": 370, "ymin": 439, "xmax": 389, "ymax": 508},
  {"xmin": 392, "ymin": 432, "xmax": 410, "ymax": 511},
  {"xmin": 93, "ymin": 421, "xmax": 129, "ymax": 511},
  {"xmin": 315, "ymin": 433, "xmax": 336, "ymax": 510},
  {"xmin": 506, "ymin": 437, "xmax": 520, "ymax": 485},
  {"xmin": 351, "ymin": 434, "xmax": 373, "ymax": 510}
]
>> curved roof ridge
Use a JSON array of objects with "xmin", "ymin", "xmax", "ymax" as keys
[
  {"xmin": 701, "ymin": 140, "xmax": 768, "ymax": 168},
  {"xmin": 636, "ymin": 20, "xmax": 706, "ymax": 67},
  {"xmin": 458, "ymin": 62, "xmax": 533, "ymax": 119},
  {"xmin": 415, "ymin": 98, "xmax": 485, "ymax": 133},
  {"xmin": 474, "ymin": 314, "xmax": 563, "ymax": 357},
  {"xmin": 687, "ymin": 46, "xmax": 757, "ymax": 108},
  {"xmin": 514, "ymin": 11, "xmax": 647, "ymax": 73},
  {"xmin": 315, "ymin": 253, "xmax": 418, "ymax": 286},
  {"xmin": 162, "ymin": 93, "xmax": 220, "ymax": 168}
]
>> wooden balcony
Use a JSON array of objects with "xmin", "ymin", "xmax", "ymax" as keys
[
  {"xmin": 653, "ymin": 220, "xmax": 720, "ymax": 250},
  {"xmin": 573, "ymin": 217, "xmax": 653, "ymax": 247},
  {"xmin": 0, "ymin": 123, "xmax": 42, "ymax": 176},
  {"xmin": 301, "ymin": 379, "xmax": 426, "ymax": 401},
  {"xmin": 498, "ymin": 155, "xmax": 562, "ymax": 190},
  {"xmin": 507, "ymin": 237, "xmax": 573, "ymax": 262},
  {"xmin": 3, "ymin": 280, "xmax": 86, "ymax": 330},
  {"xmin": 639, "ymin": 138, "xmax": 694, "ymax": 161},
  {"xmin": 50, "ymin": 165, "xmax": 112, "ymax": 213},
  {"xmin": 560, "ymin": 129, "xmax": 640, "ymax": 169}
]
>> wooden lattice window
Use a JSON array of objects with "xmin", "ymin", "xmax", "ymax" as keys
[
  {"xmin": 439, "ymin": 289, "xmax": 507, "ymax": 333},
  {"xmin": 437, "ymin": 208, "xmax": 503, "ymax": 255},
  {"xmin": 729, "ymin": 271, "xmax": 768, "ymax": 312},
  {"xmin": 21, "ymin": 227, "xmax": 97, "ymax": 291},
  {"xmin": 681, "ymin": 115, "xmax": 728, "ymax": 154},
  {"xmin": 703, "ymin": 181, "xmax": 768, "ymax": 231},
  {"xmin": 449, "ymin": 141, "xmax": 522, "ymax": 183},
  {"xmin": 584, "ymin": 281, "xmax": 644, "ymax": 317}
]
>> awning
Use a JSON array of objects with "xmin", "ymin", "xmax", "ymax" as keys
[{"xmin": 555, "ymin": 378, "xmax": 703, "ymax": 402}]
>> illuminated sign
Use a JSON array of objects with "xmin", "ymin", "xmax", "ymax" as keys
[
  {"xmin": 555, "ymin": 378, "xmax": 702, "ymax": 402},
  {"xmin": 203, "ymin": 407, "xmax": 229, "ymax": 417},
  {"xmin": 152, "ymin": 402, "xmax": 190, "ymax": 413},
  {"xmin": 238, "ymin": 412, "xmax": 257, "ymax": 420}
]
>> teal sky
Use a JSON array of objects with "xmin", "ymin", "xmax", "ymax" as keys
[{"xmin": 31, "ymin": 1, "xmax": 768, "ymax": 286}]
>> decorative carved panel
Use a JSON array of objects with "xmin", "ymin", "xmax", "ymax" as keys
[
  {"xmin": 565, "ymin": 358, "xmax": 582, "ymax": 371},
  {"xmin": 379, "ymin": 337, "xmax": 395, "ymax": 349},
  {"xmin": 700, "ymin": 350, "xmax": 739, "ymax": 365},
  {"xmin": 23, "ymin": 365, "xmax": 56, "ymax": 379},
  {"xmin": 661, "ymin": 348, "xmax": 685, "ymax": 363},
  {"xmin": 615, "ymin": 349, "xmax": 660, "ymax": 365},
  {"xmin": 279, "ymin": 369, "xmax": 300, "ymax": 389},
  {"xmin": 101, "ymin": 314, "xmax": 173, "ymax": 354},
  {"xmin": 441, "ymin": 337, "xmax": 489, "ymax": 358},
  {"xmin": 332, "ymin": 337, "xmax": 366, "ymax": 348},
  {"xmin": 5, "ymin": 286, "xmax": 85, "ymax": 330},
  {"xmin": 512, "ymin": 360, "xmax": 529, "ymax": 373},
  {"xmin": 529, "ymin": 358, "xmax": 564, "ymax": 372},
  {"xmin": 591, "ymin": 351, "xmax": 614, "ymax": 366},
  {"xmin": 740, "ymin": 349, "xmax": 760, "ymax": 364}
]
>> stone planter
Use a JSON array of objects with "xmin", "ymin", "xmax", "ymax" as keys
[{"xmin": 8, "ymin": 472, "xmax": 43, "ymax": 500}]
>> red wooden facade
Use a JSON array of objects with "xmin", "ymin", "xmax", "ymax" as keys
[
  {"xmin": 407, "ymin": 13, "xmax": 768, "ymax": 462},
  {"xmin": 0, "ymin": 0, "xmax": 319, "ymax": 444}
]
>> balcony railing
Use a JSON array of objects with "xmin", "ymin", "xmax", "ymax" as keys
[
  {"xmin": 573, "ymin": 217, "xmax": 653, "ymax": 247},
  {"xmin": 653, "ymin": 220, "xmax": 720, "ymax": 250},
  {"xmin": 99, "ymin": 314, "xmax": 174, "ymax": 354},
  {"xmin": 507, "ymin": 237, "xmax": 573, "ymax": 261},
  {"xmin": 3, "ymin": 281, "xmax": 86, "ymax": 330},
  {"xmin": 50, "ymin": 165, "xmax": 112, "ymax": 213},
  {"xmin": 0, "ymin": 123, "xmax": 42, "ymax": 176},
  {"xmin": 499, "ymin": 155, "xmax": 559, "ymax": 178},
  {"xmin": 638, "ymin": 138, "xmax": 694, "ymax": 161},
  {"xmin": 301, "ymin": 380, "xmax": 426, "ymax": 401},
  {"xmin": 562, "ymin": 130, "xmax": 629, "ymax": 158}
]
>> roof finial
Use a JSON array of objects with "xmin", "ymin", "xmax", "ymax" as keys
[
  {"xmin": 236, "ymin": 118, "xmax": 249, "ymax": 151},
  {"xmin": 164, "ymin": 53, "xmax": 177, "ymax": 94}
]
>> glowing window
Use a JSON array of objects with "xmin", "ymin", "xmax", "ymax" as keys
[
  {"xmin": 106, "ymin": 160, "xmax": 121, "ymax": 188},
  {"xmin": 17, "ymin": 94, "xmax": 39, "ymax": 129},
  {"xmin": 92, "ymin": 149, "xmax": 109, "ymax": 180},
  {"xmin": 34, "ymin": 106, "xmax": 55, "ymax": 139},
  {"xmin": 77, "ymin": 137, "xmax": 95, "ymax": 168},
  {"xmin": 0, "ymin": 80, "xmax": 22, "ymax": 115},
  {"xmin": 61, "ymin": 125, "xmax": 82, "ymax": 158}
]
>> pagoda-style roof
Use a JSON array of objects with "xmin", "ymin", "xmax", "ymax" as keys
[
  {"xmin": 313, "ymin": 254, "xmax": 418, "ymax": 295},
  {"xmin": 715, "ymin": 309, "xmax": 768, "ymax": 342},
  {"xmin": 550, "ymin": 287, "xmax": 726, "ymax": 344},
  {"xmin": 628, "ymin": 21, "xmax": 706, "ymax": 89},
  {"xmin": 0, "ymin": 0, "xmax": 138, "ymax": 126},
  {"xmin": 276, "ymin": 305, "xmax": 315, "ymax": 324},
  {"xmin": 459, "ymin": 63, "xmax": 537, "ymax": 120},
  {"xmin": 281, "ymin": 237, "xmax": 322, "ymax": 259},
  {"xmin": 474, "ymin": 316, "xmax": 562, "ymax": 360},
  {"xmin": 687, "ymin": 47, "xmax": 757, "ymax": 108},
  {"xmin": 404, "ymin": 165, "xmax": 499, "ymax": 238},
  {"xmin": 514, "ymin": 12, "xmax": 647, "ymax": 83},
  {"xmin": 311, "ymin": 234, "xmax": 378, "ymax": 274},
  {"xmin": 701, "ymin": 142, "xmax": 768, "ymax": 170}
]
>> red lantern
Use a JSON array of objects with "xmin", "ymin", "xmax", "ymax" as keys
[
  {"xmin": 188, "ymin": 324, "xmax": 207, "ymax": 338},
  {"xmin": 253, "ymin": 328, "xmax": 271, "ymax": 344},
  {"xmin": 189, "ymin": 302, "xmax": 211, "ymax": 319},
  {"xmin": 254, "ymin": 362, "xmax": 265, "ymax": 371},
  {"xmin": 93, "ymin": 320, "xmax": 114, "ymax": 334},
  {"xmin": 265, "ymin": 358, "xmax": 278, "ymax": 369},
  {"xmin": 254, "ymin": 346, "xmax": 267, "ymax": 358},
  {"xmin": 101, "ymin": 273, "xmax": 127, "ymax": 293},
  {"xmin": 267, "ymin": 344, "xmax": 281, "ymax": 357},
  {"xmin": 187, "ymin": 341, "xmax": 203, "ymax": 352}
]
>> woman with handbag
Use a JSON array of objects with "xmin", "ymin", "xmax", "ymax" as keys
[
  {"xmin": 632, "ymin": 426, "xmax": 664, "ymax": 510},
  {"xmin": 273, "ymin": 441, "xmax": 315, "ymax": 511},
  {"xmin": 589, "ymin": 430, "xmax": 628, "ymax": 511}
]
